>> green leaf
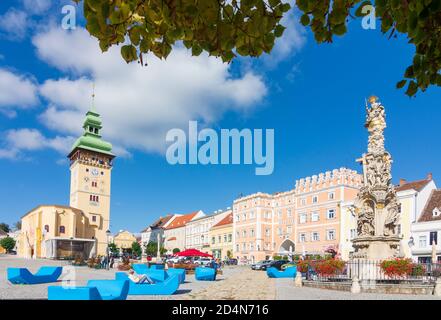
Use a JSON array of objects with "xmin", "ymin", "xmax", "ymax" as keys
[{"xmin": 300, "ymin": 14, "xmax": 310, "ymax": 26}]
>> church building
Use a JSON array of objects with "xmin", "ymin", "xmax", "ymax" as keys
[{"xmin": 18, "ymin": 105, "xmax": 115, "ymax": 259}]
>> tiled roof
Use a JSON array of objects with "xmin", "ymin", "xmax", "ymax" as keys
[
  {"xmin": 212, "ymin": 213, "xmax": 233, "ymax": 228},
  {"xmin": 165, "ymin": 211, "xmax": 199, "ymax": 230},
  {"xmin": 396, "ymin": 178, "xmax": 431, "ymax": 192},
  {"xmin": 418, "ymin": 190, "xmax": 441, "ymax": 223},
  {"xmin": 140, "ymin": 214, "xmax": 173, "ymax": 233}
]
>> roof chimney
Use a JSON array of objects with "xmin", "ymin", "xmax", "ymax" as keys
[
  {"xmin": 399, "ymin": 178, "xmax": 407, "ymax": 186},
  {"xmin": 427, "ymin": 173, "xmax": 433, "ymax": 180}
]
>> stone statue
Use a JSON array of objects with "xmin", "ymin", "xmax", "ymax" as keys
[
  {"xmin": 357, "ymin": 201, "xmax": 375, "ymax": 236},
  {"xmin": 384, "ymin": 197, "xmax": 401, "ymax": 236},
  {"xmin": 352, "ymin": 96, "xmax": 401, "ymax": 260}
]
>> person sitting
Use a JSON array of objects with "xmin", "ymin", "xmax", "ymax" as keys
[{"xmin": 127, "ymin": 270, "xmax": 155, "ymax": 284}]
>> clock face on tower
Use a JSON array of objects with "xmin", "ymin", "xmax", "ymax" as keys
[{"xmin": 91, "ymin": 168, "xmax": 99, "ymax": 176}]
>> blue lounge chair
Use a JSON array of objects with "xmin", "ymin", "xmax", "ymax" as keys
[
  {"xmin": 115, "ymin": 272, "xmax": 179, "ymax": 295},
  {"xmin": 132, "ymin": 264, "xmax": 167, "ymax": 282},
  {"xmin": 132, "ymin": 263, "xmax": 185, "ymax": 284},
  {"xmin": 266, "ymin": 266, "xmax": 297, "ymax": 278},
  {"xmin": 195, "ymin": 267, "xmax": 216, "ymax": 281},
  {"xmin": 8, "ymin": 266, "xmax": 63, "ymax": 284},
  {"xmin": 167, "ymin": 268, "xmax": 186, "ymax": 284},
  {"xmin": 149, "ymin": 264, "xmax": 164, "ymax": 270},
  {"xmin": 48, "ymin": 280, "xmax": 129, "ymax": 300},
  {"xmin": 48, "ymin": 286, "xmax": 102, "ymax": 300},
  {"xmin": 87, "ymin": 280, "xmax": 129, "ymax": 300}
]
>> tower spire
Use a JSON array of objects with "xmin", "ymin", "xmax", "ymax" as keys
[{"xmin": 91, "ymin": 82, "xmax": 96, "ymax": 112}]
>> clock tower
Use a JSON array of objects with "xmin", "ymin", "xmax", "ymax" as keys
[{"xmin": 68, "ymin": 105, "xmax": 115, "ymax": 256}]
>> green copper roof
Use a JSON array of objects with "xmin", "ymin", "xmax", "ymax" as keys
[{"xmin": 70, "ymin": 110, "xmax": 114, "ymax": 157}]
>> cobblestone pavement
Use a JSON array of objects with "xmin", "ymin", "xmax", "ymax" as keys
[
  {"xmin": 179, "ymin": 266, "xmax": 275, "ymax": 300},
  {"xmin": 2, "ymin": 256, "xmax": 441, "ymax": 300}
]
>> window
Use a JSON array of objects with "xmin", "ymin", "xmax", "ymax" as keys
[
  {"xmin": 419, "ymin": 235, "xmax": 427, "ymax": 248},
  {"xmin": 300, "ymin": 198, "xmax": 306, "ymax": 206},
  {"xmin": 235, "ymin": 215, "xmax": 240, "ymax": 222},
  {"xmin": 212, "ymin": 237, "xmax": 215, "ymax": 244},
  {"xmin": 242, "ymin": 243, "xmax": 246, "ymax": 251},
  {"xmin": 224, "ymin": 234, "xmax": 227, "ymax": 242},
  {"xmin": 328, "ymin": 192, "xmax": 335, "ymax": 200},
  {"xmin": 265, "ymin": 229, "xmax": 270, "ymax": 237},
  {"xmin": 250, "ymin": 229, "xmax": 255, "ymax": 237},
  {"xmin": 242, "ymin": 213, "xmax": 247, "ymax": 221},
  {"xmin": 311, "ymin": 211, "xmax": 319, "ymax": 222},
  {"xmin": 236, "ymin": 231, "xmax": 240, "ymax": 239},
  {"xmin": 250, "ymin": 211, "xmax": 255, "ymax": 219},
  {"xmin": 327, "ymin": 209, "xmax": 336, "ymax": 219},
  {"xmin": 287, "ymin": 226, "xmax": 292, "ymax": 234},
  {"xmin": 90, "ymin": 195, "xmax": 99, "ymax": 202},
  {"xmin": 299, "ymin": 233, "xmax": 306, "ymax": 242},
  {"xmin": 312, "ymin": 195, "xmax": 318, "ymax": 203},
  {"xmin": 287, "ymin": 209, "xmax": 292, "ymax": 217},
  {"xmin": 92, "ymin": 215, "xmax": 97, "ymax": 222},
  {"xmin": 44, "ymin": 225, "xmax": 49, "ymax": 233},
  {"xmin": 218, "ymin": 235, "xmax": 221, "ymax": 243},
  {"xmin": 228, "ymin": 234, "xmax": 232, "ymax": 242},
  {"xmin": 250, "ymin": 243, "xmax": 254, "ymax": 251},
  {"xmin": 236, "ymin": 244, "xmax": 239, "ymax": 251},
  {"xmin": 92, "ymin": 181, "xmax": 98, "ymax": 187},
  {"xmin": 350, "ymin": 229, "xmax": 357, "ymax": 239},
  {"xmin": 433, "ymin": 208, "xmax": 441, "ymax": 217},
  {"xmin": 326, "ymin": 229, "xmax": 336, "ymax": 240},
  {"xmin": 312, "ymin": 232, "xmax": 320, "ymax": 241},
  {"xmin": 277, "ymin": 228, "xmax": 282, "ymax": 235},
  {"xmin": 299, "ymin": 213, "xmax": 307, "ymax": 224},
  {"xmin": 59, "ymin": 226, "xmax": 65, "ymax": 234},
  {"xmin": 430, "ymin": 232, "xmax": 438, "ymax": 245},
  {"xmin": 242, "ymin": 230, "xmax": 247, "ymax": 237}
]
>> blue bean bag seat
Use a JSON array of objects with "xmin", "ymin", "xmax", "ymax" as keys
[
  {"xmin": 8, "ymin": 266, "xmax": 63, "ymax": 285},
  {"xmin": 195, "ymin": 267, "xmax": 216, "ymax": 281},
  {"xmin": 132, "ymin": 264, "xmax": 167, "ymax": 282},
  {"xmin": 115, "ymin": 272, "xmax": 179, "ymax": 295},
  {"xmin": 149, "ymin": 264, "xmax": 164, "ymax": 270},
  {"xmin": 266, "ymin": 266, "xmax": 297, "ymax": 278},
  {"xmin": 48, "ymin": 280, "xmax": 129, "ymax": 300}
]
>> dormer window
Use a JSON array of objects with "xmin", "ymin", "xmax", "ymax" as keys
[{"xmin": 433, "ymin": 208, "xmax": 441, "ymax": 217}]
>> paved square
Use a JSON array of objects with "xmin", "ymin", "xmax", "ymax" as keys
[{"xmin": 1, "ymin": 256, "xmax": 440, "ymax": 300}]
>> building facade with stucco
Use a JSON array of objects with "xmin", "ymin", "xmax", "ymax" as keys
[
  {"xmin": 233, "ymin": 168, "xmax": 362, "ymax": 264},
  {"xmin": 18, "ymin": 105, "xmax": 115, "ymax": 259},
  {"xmin": 209, "ymin": 212, "xmax": 233, "ymax": 259}
]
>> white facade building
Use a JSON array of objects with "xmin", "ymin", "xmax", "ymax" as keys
[{"xmin": 185, "ymin": 210, "xmax": 230, "ymax": 251}]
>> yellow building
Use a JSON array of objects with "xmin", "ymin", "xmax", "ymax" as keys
[
  {"xmin": 19, "ymin": 105, "xmax": 115, "ymax": 259},
  {"xmin": 209, "ymin": 212, "xmax": 233, "ymax": 260},
  {"xmin": 0, "ymin": 229, "xmax": 7, "ymax": 254},
  {"xmin": 113, "ymin": 230, "xmax": 137, "ymax": 250}
]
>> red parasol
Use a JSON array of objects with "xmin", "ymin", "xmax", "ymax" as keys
[{"xmin": 175, "ymin": 248, "xmax": 213, "ymax": 258}]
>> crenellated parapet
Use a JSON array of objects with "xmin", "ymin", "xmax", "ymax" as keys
[{"xmin": 295, "ymin": 167, "xmax": 362, "ymax": 194}]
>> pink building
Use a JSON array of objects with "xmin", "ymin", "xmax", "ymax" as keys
[{"xmin": 233, "ymin": 168, "xmax": 362, "ymax": 264}]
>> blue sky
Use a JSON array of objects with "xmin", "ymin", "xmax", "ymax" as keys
[{"xmin": 0, "ymin": 1, "xmax": 440, "ymax": 233}]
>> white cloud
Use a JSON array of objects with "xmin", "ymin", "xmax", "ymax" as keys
[
  {"xmin": 22, "ymin": 0, "xmax": 52, "ymax": 14},
  {"xmin": 262, "ymin": 9, "xmax": 306, "ymax": 67},
  {"xmin": 0, "ymin": 69, "xmax": 39, "ymax": 112},
  {"xmin": 0, "ymin": 9, "xmax": 28, "ymax": 40},
  {"xmin": 0, "ymin": 128, "xmax": 75, "ymax": 159},
  {"xmin": 32, "ymin": 27, "xmax": 268, "ymax": 155}
]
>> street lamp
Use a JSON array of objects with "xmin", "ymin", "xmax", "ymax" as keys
[{"xmin": 106, "ymin": 229, "xmax": 111, "ymax": 271}]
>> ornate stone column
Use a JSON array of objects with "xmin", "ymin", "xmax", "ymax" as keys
[{"xmin": 351, "ymin": 96, "xmax": 401, "ymax": 261}]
